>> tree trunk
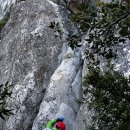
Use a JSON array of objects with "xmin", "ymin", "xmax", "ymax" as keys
[{"xmin": 126, "ymin": 0, "xmax": 130, "ymax": 4}]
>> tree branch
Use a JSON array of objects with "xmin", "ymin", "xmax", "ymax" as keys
[{"xmin": 101, "ymin": 11, "xmax": 130, "ymax": 35}]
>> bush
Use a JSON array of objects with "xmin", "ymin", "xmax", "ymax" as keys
[
  {"xmin": 0, "ymin": 16, "xmax": 9, "ymax": 32},
  {"xmin": 83, "ymin": 67, "xmax": 130, "ymax": 130},
  {"xmin": 0, "ymin": 82, "xmax": 13, "ymax": 120}
]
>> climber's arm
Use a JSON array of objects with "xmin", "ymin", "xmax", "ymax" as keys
[{"xmin": 46, "ymin": 119, "xmax": 57, "ymax": 128}]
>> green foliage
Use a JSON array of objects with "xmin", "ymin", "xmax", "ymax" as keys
[
  {"xmin": 0, "ymin": 16, "xmax": 9, "ymax": 32},
  {"xmin": 67, "ymin": 34, "xmax": 82, "ymax": 49},
  {"xmin": 86, "ymin": 127, "xmax": 95, "ymax": 130},
  {"xmin": 83, "ymin": 66, "xmax": 130, "ymax": 130},
  {"xmin": 0, "ymin": 82, "xmax": 13, "ymax": 120},
  {"xmin": 49, "ymin": 21, "xmax": 83, "ymax": 49},
  {"xmin": 72, "ymin": 1, "xmax": 130, "ymax": 65},
  {"xmin": 49, "ymin": 1, "xmax": 130, "ymax": 65},
  {"xmin": 49, "ymin": 21, "xmax": 63, "ymax": 38}
]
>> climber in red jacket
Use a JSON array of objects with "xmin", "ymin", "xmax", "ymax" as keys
[{"xmin": 43, "ymin": 116, "xmax": 66, "ymax": 130}]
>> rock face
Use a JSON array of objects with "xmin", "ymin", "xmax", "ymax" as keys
[
  {"xmin": 0, "ymin": 0, "xmax": 84, "ymax": 130},
  {"xmin": 32, "ymin": 48, "xmax": 83, "ymax": 130},
  {"xmin": 0, "ymin": 0, "xmax": 16, "ymax": 19}
]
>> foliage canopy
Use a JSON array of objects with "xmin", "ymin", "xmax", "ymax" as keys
[
  {"xmin": 49, "ymin": 0, "xmax": 130, "ymax": 65},
  {"xmin": 83, "ymin": 66, "xmax": 130, "ymax": 130}
]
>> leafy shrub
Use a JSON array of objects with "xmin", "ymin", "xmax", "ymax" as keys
[
  {"xmin": 49, "ymin": 1, "xmax": 130, "ymax": 65},
  {"xmin": 83, "ymin": 67, "xmax": 130, "ymax": 130},
  {"xmin": 0, "ymin": 16, "xmax": 9, "ymax": 32},
  {"xmin": 0, "ymin": 82, "xmax": 13, "ymax": 120}
]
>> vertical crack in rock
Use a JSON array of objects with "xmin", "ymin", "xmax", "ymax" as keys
[{"xmin": 32, "ymin": 48, "xmax": 83, "ymax": 130}]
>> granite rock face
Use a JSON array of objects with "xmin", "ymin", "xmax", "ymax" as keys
[
  {"xmin": 0, "ymin": 0, "xmax": 16, "ymax": 19},
  {"xmin": 32, "ymin": 48, "xmax": 83, "ymax": 130},
  {"xmin": 0, "ymin": 0, "xmax": 84, "ymax": 130}
]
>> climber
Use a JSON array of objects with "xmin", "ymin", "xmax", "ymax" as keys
[{"xmin": 43, "ymin": 116, "xmax": 66, "ymax": 130}]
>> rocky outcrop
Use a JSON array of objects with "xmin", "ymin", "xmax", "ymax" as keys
[
  {"xmin": 0, "ymin": 0, "xmax": 16, "ymax": 19},
  {"xmin": 0, "ymin": 0, "xmax": 84, "ymax": 130}
]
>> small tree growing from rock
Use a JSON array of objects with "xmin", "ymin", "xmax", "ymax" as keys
[{"xmin": 0, "ymin": 82, "xmax": 13, "ymax": 120}]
